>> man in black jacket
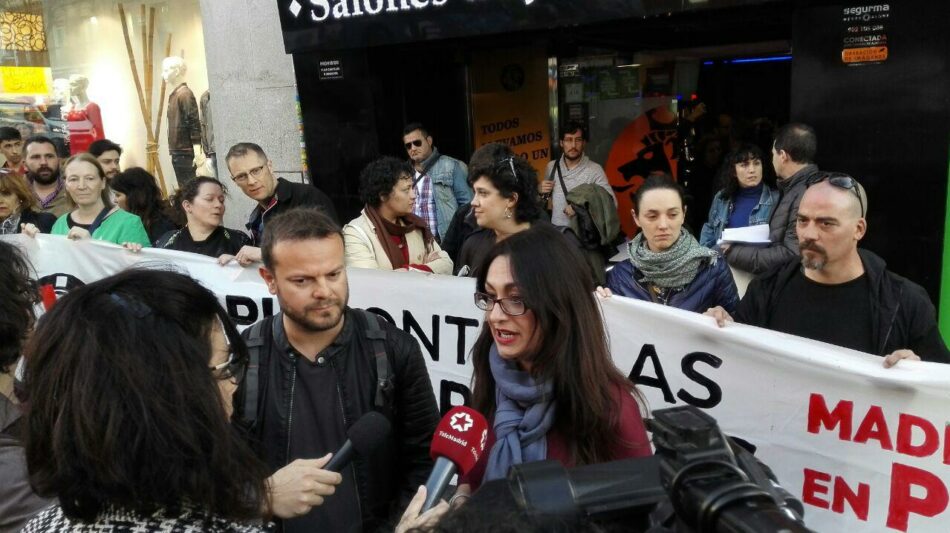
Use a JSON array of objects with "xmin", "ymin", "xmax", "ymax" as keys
[
  {"xmin": 724, "ymin": 123, "xmax": 822, "ymax": 274},
  {"xmin": 237, "ymin": 207, "xmax": 439, "ymax": 532},
  {"xmin": 221, "ymin": 142, "xmax": 338, "ymax": 266},
  {"xmin": 707, "ymin": 174, "xmax": 950, "ymax": 367}
]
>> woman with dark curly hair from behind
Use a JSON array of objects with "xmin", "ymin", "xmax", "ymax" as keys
[
  {"xmin": 0, "ymin": 240, "xmax": 52, "ymax": 533},
  {"xmin": 21, "ymin": 269, "xmax": 271, "ymax": 532},
  {"xmin": 343, "ymin": 156, "xmax": 453, "ymax": 273}
]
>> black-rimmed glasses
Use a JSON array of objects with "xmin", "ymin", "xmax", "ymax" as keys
[
  {"xmin": 404, "ymin": 139, "xmax": 424, "ymax": 150},
  {"xmin": 474, "ymin": 291, "xmax": 527, "ymax": 316},
  {"xmin": 808, "ymin": 173, "xmax": 865, "ymax": 217},
  {"xmin": 231, "ymin": 164, "xmax": 267, "ymax": 184}
]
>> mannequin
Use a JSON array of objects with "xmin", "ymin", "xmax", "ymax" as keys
[
  {"xmin": 198, "ymin": 90, "xmax": 216, "ymax": 178},
  {"xmin": 60, "ymin": 75, "xmax": 104, "ymax": 154},
  {"xmin": 162, "ymin": 56, "xmax": 204, "ymax": 186},
  {"xmin": 51, "ymin": 78, "xmax": 70, "ymax": 107}
]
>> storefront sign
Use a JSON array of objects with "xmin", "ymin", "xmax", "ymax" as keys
[
  {"xmin": 277, "ymin": 0, "xmax": 782, "ymax": 53},
  {"xmin": 10, "ymin": 232, "xmax": 950, "ymax": 532},
  {"xmin": 318, "ymin": 58, "xmax": 344, "ymax": 80},
  {"xmin": 471, "ymin": 47, "xmax": 551, "ymax": 177},
  {"xmin": 0, "ymin": 66, "xmax": 50, "ymax": 94},
  {"xmin": 840, "ymin": 4, "xmax": 890, "ymax": 66}
]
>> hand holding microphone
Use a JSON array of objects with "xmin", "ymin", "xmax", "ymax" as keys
[
  {"xmin": 421, "ymin": 406, "xmax": 490, "ymax": 512},
  {"xmin": 267, "ymin": 411, "xmax": 392, "ymax": 518}
]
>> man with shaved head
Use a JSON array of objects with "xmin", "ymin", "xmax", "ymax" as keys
[{"xmin": 707, "ymin": 173, "xmax": 950, "ymax": 366}]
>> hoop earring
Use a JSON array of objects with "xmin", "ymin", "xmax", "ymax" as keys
[{"xmin": 504, "ymin": 207, "xmax": 513, "ymax": 219}]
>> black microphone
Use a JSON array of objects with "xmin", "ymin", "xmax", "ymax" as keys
[{"xmin": 324, "ymin": 411, "xmax": 392, "ymax": 472}]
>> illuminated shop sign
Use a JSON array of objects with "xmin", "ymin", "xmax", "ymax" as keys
[{"xmin": 276, "ymin": 0, "xmax": 781, "ymax": 53}]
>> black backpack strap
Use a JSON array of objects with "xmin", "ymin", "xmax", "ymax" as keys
[
  {"xmin": 242, "ymin": 319, "xmax": 268, "ymax": 428},
  {"xmin": 358, "ymin": 309, "xmax": 393, "ymax": 414}
]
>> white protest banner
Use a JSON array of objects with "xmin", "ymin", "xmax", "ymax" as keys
[{"xmin": 7, "ymin": 234, "xmax": 950, "ymax": 532}]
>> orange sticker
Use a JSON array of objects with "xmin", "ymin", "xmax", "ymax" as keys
[{"xmin": 842, "ymin": 46, "xmax": 888, "ymax": 63}]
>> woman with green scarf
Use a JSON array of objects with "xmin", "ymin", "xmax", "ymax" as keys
[{"xmin": 605, "ymin": 174, "xmax": 739, "ymax": 313}]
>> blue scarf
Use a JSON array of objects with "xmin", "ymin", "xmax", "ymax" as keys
[{"xmin": 483, "ymin": 344, "xmax": 557, "ymax": 481}]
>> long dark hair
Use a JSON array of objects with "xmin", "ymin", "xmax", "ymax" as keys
[
  {"xmin": 717, "ymin": 144, "xmax": 776, "ymax": 199},
  {"xmin": 470, "ymin": 224, "xmax": 643, "ymax": 465},
  {"xmin": 0, "ymin": 240, "xmax": 36, "ymax": 371},
  {"xmin": 111, "ymin": 167, "xmax": 175, "ymax": 233},
  {"xmin": 24, "ymin": 269, "xmax": 268, "ymax": 522}
]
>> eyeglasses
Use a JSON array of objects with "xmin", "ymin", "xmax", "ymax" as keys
[
  {"xmin": 404, "ymin": 139, "xmax": 424, "ymax": 150},
  {"xmin": 231, "ymin": 164, "xmax": 267, "ymax": 184},
  {"xmin": 496, "ymin": 157, "xmax": 518, "ymax": 180},
  {"xmin": 808, "ymin": 173, "xmax": 865, "ymax": 217},
  {"xmin": 474, "ymin": 291, "xmax": 527, "ymax": 316},
  {"xmin": 211, "ymin": 349, "xmax": 248, "ymax": 383}
]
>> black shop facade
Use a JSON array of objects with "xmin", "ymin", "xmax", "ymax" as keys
[{"xmin": 276, "ymin": 0, "xmax": 950, "ymax": 325}]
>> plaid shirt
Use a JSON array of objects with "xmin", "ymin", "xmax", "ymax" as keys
[{"xmin": 413, "ymin": 171, "xmax": 438, "ymax": 237}]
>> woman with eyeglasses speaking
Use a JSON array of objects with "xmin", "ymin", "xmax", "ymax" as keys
[
  {"xmin": 21, "ymin": 269, "xmax": 271, "ymax": 532},
  {"xmin": 455, "ymin": 143, "xmax": 582, "ymax": 278},
  {"xmin": 454, "ymin": 224, "xmax": 652, "ymax": 495}
]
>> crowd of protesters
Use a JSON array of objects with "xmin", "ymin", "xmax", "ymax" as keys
[{"xmin": 0, "ymin": 114, "xmax": 948, "ymax": 533}]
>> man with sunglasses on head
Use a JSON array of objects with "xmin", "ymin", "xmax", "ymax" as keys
[
  {"xmin": 707, "ymin": 174, "xmax": 950, "ymax": 367},
  {"xmin": 223, "ymin": 142, "xmax": 338, "ymax": 266},
  {"xmin": 724, "ymin": 123, "xmax": 822, "ymax": 274},
  {"xmin": 402, "ymin": 122, "xmax": 470, "ymax": 242}
]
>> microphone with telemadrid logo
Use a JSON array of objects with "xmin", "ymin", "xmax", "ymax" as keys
[
  {"xmin": 324, "ymin": 411, "xmax": 392, "ymax": 473},
  {"xmin": 421, "ymin": 406, "xmax": 490, "ymax": 512}
]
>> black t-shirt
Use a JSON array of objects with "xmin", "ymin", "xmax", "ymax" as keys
[
  {"xmin": 283, "ymin": 348, "xmax": 362, "ymax": 533},
  {"xmin": 154, "ymin": 226, "xmax": 250, "ymax": 258},
  {"xmin": 767, "ymin": 270, "xmax": 874, "ymax": 353}
]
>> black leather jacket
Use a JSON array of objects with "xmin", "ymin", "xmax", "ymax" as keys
[{"xmin": 238, "ymin": 308, "xmax": 439, "ymax": 531}]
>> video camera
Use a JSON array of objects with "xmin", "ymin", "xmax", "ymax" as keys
[{"xmin": 505, "ymin": 406, "xmax": 812, "ymax": 533}]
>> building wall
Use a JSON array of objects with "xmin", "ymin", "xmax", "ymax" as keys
[{"xmin": 199, "ymin": 0, "xmax": 302, "ymax": 230}]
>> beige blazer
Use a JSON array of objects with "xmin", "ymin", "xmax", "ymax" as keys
[{"xmin": 343, "ymin": 210, "xmax": 453, "ymax": 274}]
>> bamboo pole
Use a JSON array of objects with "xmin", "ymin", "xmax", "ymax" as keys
[
  {"xmin": 140, "ymin": 5, "xmax": 148, "ymax": 121},
  {"xmin": 117, "ymin": 3, "xmax": 167, "ymax": 196},
  {"xmin": 145, "ymin": 6, "xmax": 155, "ymax": 120},
  {"xmin": 150, "ymin": 33, "xmax": 172, "ymax": 189},
  {"xmin": 154, "ymin": 33, "xmax": 171, "ymax": 148}
]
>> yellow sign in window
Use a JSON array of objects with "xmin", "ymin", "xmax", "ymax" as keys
[{"xmin": 0, "ymin": 66, "xmax": 50, "ymax": 94}]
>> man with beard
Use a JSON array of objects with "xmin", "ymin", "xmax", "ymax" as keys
[
  {"xmin": 237, "ymin": 207, "xmax": 439, "ymax": 532},
  {"xmin": 23, "ymin": 136, "xmax": 68, "ymax": 217},
  {"xmin": 706, "ymin": 174, "xmax": 950, "ymax": 366},
  {"xmin": 540, "ymin": 121, "xmax": 615, "ymax": 227}
]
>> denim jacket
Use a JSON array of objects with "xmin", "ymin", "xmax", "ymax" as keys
[
  {"xmin": 699, "ymin": 186, "xmax": 779, "ymax": 248},
  {"xmin": 419, "ymin": 148, "xmax": 471, "ymax": 240}
]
